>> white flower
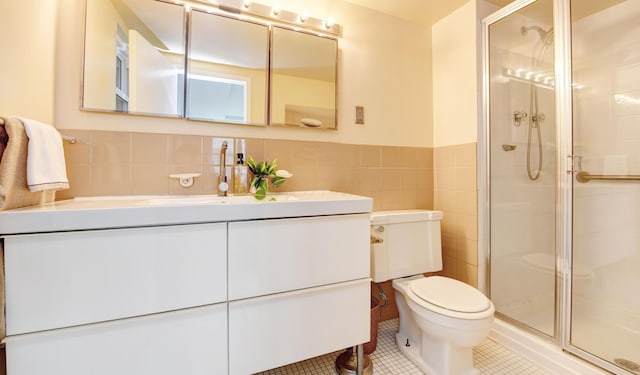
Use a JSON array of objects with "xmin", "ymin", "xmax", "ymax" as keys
[{"xmin": 275, "ymin": 170, "xmax": 293, "ymax": 179}]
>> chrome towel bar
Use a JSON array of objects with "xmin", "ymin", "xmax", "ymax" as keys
[
  {"xmin": 61, "ymin": 135, "xmax": 76, "ymax": 144},
  {"xmin": 0, "ymin": 118, "xmax": 76, "ymax": 144},
  {"xmin": 576, "ymin": 171, "xmax": 640, "ymax": 183}
]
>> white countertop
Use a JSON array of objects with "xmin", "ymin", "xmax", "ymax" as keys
[{"xmin": 0, "ymin": 191, "xmax": 373, "ymax": 235}]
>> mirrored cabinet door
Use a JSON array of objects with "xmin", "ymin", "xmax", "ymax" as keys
[
  {"xmin": 82, "ymin": 1, "xmax": 339, "ymax": 130},
  {"xmin": 187, "ymin": 11, "xmax": 269, "ymax": 126},
  {"xmin": 83, "ymin": 0, "xmax": 186, "ymax": 117},
  {"xmin": 269, "ymin": 26, "xmax": 338, "ymax": 129}
]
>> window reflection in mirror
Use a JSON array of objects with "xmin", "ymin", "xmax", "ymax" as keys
[
  {"xmin": 83, "ymin": 0, "xmax": 185, "ymax": 117},
  {"xmin": 187, "ymin": 10, "xmax": 269, "ymax": 125},
  {"xmin": 270, "ymin": 26, "xmax": 338, "ymax": 129}
]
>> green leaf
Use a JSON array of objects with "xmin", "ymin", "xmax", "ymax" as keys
[
  {"xmin": 271, "ymin": 176, "xmax": 287, "ymax": 187},
  {"xmin": 247, "ymin": 156, "xmax": 259, "ymax": 174},
  {"xmin": 267, "ymin": 159, "xmax": 278, "ymax": 175},
  {"xmin": 253, "ymin": 181, "xmax": 268, "ymax": 200},
  {"xmin": 250, "ymin": 176, "xmax": 260, "ymax": 190}
]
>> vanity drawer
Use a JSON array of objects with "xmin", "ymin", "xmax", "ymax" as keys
[
  {"xmin": 4, "ymin": 223, "xmax": 227, "ymax": 335},
  {"xmin": 228, "ymin": 213, "xmax": 370, "ymax": 300},
  {"xmin": 228, "ymin": 278, "xmax": 370, "ymax": 374},
  {"xmin": 6, "ymin": 303, "xmax": 227, "ymax": 375}
]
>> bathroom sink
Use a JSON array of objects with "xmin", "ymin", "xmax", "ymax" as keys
[
  {"xmin": 141, "ymin": 194, "xmax": 298, "ymax": 206},
  {"xmin": 142, "ymin": 195, "xmax": 242, "ymax": 205}
]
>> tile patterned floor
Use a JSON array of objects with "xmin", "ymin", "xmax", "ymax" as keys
[{"xmin": 256, "ymin": 319, "xmax": 550, "ymax": 374}]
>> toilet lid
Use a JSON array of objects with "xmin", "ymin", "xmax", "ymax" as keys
[{"xmin": 409, "ymin": 276, "xmax": 491, "ymax": 313}]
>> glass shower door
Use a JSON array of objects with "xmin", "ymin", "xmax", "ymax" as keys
[
  {"xmin": 487, "ymin": 0, "xmax": 557, "ymax": 337},
  {"xmin": 570, "ymin": 1, "xmax": 640, "ymax": 372}
]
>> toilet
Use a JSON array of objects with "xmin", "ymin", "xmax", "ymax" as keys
[{"xmin": 371, "ymin": 210, "xmax": 494, "ymax": 375}]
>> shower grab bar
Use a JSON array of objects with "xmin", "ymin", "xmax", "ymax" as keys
[{"xmin": 576, "ymin": 171, "xmax": 640, "ymax": 183}]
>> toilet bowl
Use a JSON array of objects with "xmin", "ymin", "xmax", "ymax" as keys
[
  {"xmin": 393, "ymin": 275, "xmax": 494, "ymax": 375},
  {"xmin": 370, "ymin": 210, "xmax": 495, "ymax": 375}
]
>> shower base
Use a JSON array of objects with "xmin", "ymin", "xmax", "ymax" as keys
[
  {"xmin": 571, "ymin": 310, "xmax": 640, "ymax": 373},
  {"xmin": 489, "ymin": 318, "xmax": 607, "ymax": 375},
  {"xmin": 492, "ymin": 301, "xmax": 640, "ymax": 375}
]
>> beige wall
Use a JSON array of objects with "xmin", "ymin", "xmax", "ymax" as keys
[
  {"xmin": 0, "ymin": 1, "xmax": 57, "ymax": 123},
  {"xmin": 434, "ymin": 143, "xmax": 479, "ymax": 286},
  {"xmin": 83, "ymin": 0, "xmax": 121, "ymax": 110},
  {"xmin": 432, "ymin": 1, "xmax": 479, "ymax": 147},
  {"xmin": 429, "ymin": 0, "xmax": 496, "ymax": 294},
  {"xmin": 430, "ymin": 0, "xmax": 489, "ymax": 292}
]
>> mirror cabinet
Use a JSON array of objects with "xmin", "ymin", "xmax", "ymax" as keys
[
  {"xmin": 188, "ymin": 11, "xmax": 269, "ymax": 125},
  {"xmin": 270, "ymin": 27, "xmax": 337, "ymax": 129},
  {"xmin": 83, "ymin": 0, "xmax": 185, "ymax": 117},
  {"xmin": 82, "ymin": 0, "xmax": 338, "ymax": 129}
]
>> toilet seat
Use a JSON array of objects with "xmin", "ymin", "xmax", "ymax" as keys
[{"xmin": 407, "ymin": 276, "xmax": 493, "ymax": 319}]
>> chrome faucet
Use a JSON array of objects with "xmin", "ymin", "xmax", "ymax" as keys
[{"xmin": 218, "ymin": 141, "xmax": 229, "ymax": 196}]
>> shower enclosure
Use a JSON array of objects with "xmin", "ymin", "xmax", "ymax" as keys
[{"xmin": 482, "ymin": 0, "xmax": 640, "ymax": 374}]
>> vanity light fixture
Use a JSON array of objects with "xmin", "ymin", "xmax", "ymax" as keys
[
  {"xmin": 325, "ymin": 16, "xmax": 335, "ymax": 29},
  {"xmin": 185, "ymin": 0, "xmax": 341, "ymax": 36}
]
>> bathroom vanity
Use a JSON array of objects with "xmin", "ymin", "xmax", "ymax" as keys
[{"xmin": 0, "ymin": 191, "xmax": 372, "ymax": 375}]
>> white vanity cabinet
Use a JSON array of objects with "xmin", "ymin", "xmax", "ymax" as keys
[
  {"xmin": 228, "ymin": 214, "xmax": 371, "ymax": 374},
  {"xmin": 6, "ymin": 304, "xmax": 228, "ymax": 375},
  {"xmin": 229, "ymin": 280, "xmax": 370, "ymax": 374},
  {"xmin": 0, "ymin": 191, "xmax": 373, "ymax": 375},
  {"xmin": 3, "ymin": 223, "xmax": 229, "ymax": 375}
]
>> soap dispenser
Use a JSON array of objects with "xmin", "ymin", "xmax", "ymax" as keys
[{"xmin": 233, "ymin": 153, "xmax": 248, "ymax": 194}]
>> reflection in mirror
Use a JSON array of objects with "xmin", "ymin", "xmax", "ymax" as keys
[
  {"xmin": 83, "ymin": 0, "xmax": 185, "ymax": 117},
  {"xmin": 187, "ymin": 11, "xmax": 269, "ymax": 125},
  {"xmin": 270, "ymin": 27, "xmax": 338, "ymax": 129}
]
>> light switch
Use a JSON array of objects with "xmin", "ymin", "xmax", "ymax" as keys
[{"xmin": 355, "ymin": 106, "xmax": 365, "ymax": 124}]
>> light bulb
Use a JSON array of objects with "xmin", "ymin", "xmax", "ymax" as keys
[{"xmin": 325, "ymin": 16, "xmax": 335, "ymax": 29}]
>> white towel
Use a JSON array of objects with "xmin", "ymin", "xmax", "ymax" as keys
[{"xmin": 17, "ymin": 117, "xmax": 70, "ymax": 192}]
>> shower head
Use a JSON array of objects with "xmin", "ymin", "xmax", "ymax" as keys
[{"xmin": 521, "ymin": 25, "xmax": 553, "ymax": 43}]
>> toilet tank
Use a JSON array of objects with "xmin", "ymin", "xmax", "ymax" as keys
[{"xmin": 370, "ymin": 210, "xmax": 443, "ymax": 283}]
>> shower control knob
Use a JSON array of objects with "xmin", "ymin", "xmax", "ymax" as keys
[
  {"xmin": 531, "ymin": 113, "xmax": 545, "ymax": 123},
  {"xmin": 513, "ymin": 111, "xmax": 528, "ymax": 126}
]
